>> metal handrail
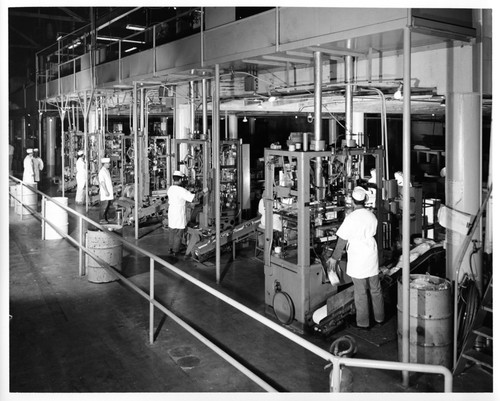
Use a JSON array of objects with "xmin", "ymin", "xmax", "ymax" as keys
[{"xmin": 9, "ymin": 176, "xmax": 453, "ymax": 392}]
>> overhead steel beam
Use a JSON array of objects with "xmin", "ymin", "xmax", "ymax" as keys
[
  {"xmin": 308, "ymin": 46, "xmax": 365, "ymax": 57},
  {"xmin": 60, "ymin": 7, "xmax": 88, "ymax": 23},
  {"xmin": 9, "ymin": 10, "xmax": 78, "ymax": 22},
  {"xmin": 263, "ymin": 55, "xmax": 311, "ymax": 64},
  {"xmin": 242, "ymin": 59, "xmax": 287, "ymax": 67},
  {"xmin": 9, "ymin": 25, "xmax": 39, "ymax": 47}
]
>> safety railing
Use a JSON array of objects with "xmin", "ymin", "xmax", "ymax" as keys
[{"xmin": 9, "ymin": 175, "xmax": 453, "ymax": 393}]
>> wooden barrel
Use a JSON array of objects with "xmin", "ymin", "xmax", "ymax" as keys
[
  {"xmin": 15, "ymin": 183, "xmax": 37, "ymax": 215},
  {"xmin": 44, "ymin": 197, "xmax": 68, "ymax": 240},
  {"xmin": 85, "ymin": 230, "xmax": 122, "ymax": 283}
]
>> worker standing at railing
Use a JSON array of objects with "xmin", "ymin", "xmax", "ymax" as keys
[
  {"xmin": 98, "ymin": 157, "xmax": 113, "ymax": 224},
  {"xmin": 22, "ymin": 148, "xmax": 35, "ymax": 183},
  {"xmin": 32, "ymin": 148, "xmax": 44, "ymax": 188},
  {"xmin": 75, "ymin": 150, "xmax": 87, "ymax": 205}
]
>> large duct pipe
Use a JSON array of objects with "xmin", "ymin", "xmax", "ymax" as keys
[{"xmin": 228, "ymin": 114, "xmax": 238, "ymax": 139}]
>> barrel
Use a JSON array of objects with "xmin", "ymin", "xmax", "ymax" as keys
[
  {"xmin": 397, "ymin": 274, "xmax": 452, "ymax": 369},
  {"xmin": 15, "ymin": 183, "xmax": 37, "ymax": 215},
  {"xmin": 44, "ymin": 197, "xmax": 69, "ymax": 240},
  {"xmin": 85, "ymin": 230, "xmax": 122, "ymax": 283}
]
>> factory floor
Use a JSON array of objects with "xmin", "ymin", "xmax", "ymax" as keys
[{"xmin": 6, "ymin": 179, "xmax": 495, "ymax": 397}]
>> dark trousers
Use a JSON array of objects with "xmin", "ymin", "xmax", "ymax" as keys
[
  {"xmin": 99, "ymin": 200, "xmax": 112, "ymax": 221},
  {"xmin": 168, "ymin": 228, "xmax": 184, "ymax": 253}
]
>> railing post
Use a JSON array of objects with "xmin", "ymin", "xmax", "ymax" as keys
[
  {"xmin": 41, "ymin": 196, "xmax": 46, "ymax": 239},
  {"xmin": 149, "ymin": 258, "xmax": 155, "ymax": 345},
  {"xmin": 20, "ymin": 184, "xmax": 24, "ymax": 221},
  {"xmin": 330, "ymin": 358, "xmax": 341, "ymax": 393},
  {"xmin": 79, "ymin": 216, "xmax": 85, "ymax": 276}
]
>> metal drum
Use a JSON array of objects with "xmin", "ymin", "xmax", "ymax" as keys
[
  {"xmin": 15, "ymin": 183, "xmax": 37, "ymax": 215},
  {"xmin": 44, "ymin": 197, "xmax": 68, "ymax": 240},
  {"xmin": 85, "ymin": 230, "xmax": 122, "ymax": 283},
  {"xmin": 397, "ymin": 274, "xmax": 452, "ymax": 368}
]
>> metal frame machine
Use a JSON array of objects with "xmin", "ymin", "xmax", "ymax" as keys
[{"xmin": 263, "ymin": 146, "xmax": 385, "ymax": 332}]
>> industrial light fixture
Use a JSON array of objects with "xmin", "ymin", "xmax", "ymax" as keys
[
  {"xmin": 97, "ymin": 35, "xmax": 145, "ymax": 44},
  {"xmin": 242, "ymin": 115, "xmax": 248, "ymax": 122},
  {"xmin": 126, "ymin": 24, "xmax": 146, "ymax": 31},
  {"xmin": 68, "ymin": 41, "xmax": 81, "ymax": 49},
  {"xmin": 125, "ymin": 47, "xmax": 137, "ymax": 53},
  {"xmin": 393, "ymin": 82, "xmax": 403, "ymax": 100}
]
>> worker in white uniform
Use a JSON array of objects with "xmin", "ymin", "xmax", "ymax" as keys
[
  {"xmin": 328, "ymin": 186, "xmax": 384, "ymax": 330},
  {"xmin": 22, "ymin": 148, "xmax": 35, "ymax": 183},
  {"xmin": 75, "ymin": 150, "xmax": 87, "ymax": 205},
  {"xmin": 98, "ymin": 157, "xmax": 113, "ymax": 223},
  {"xmin": 32, "ymin": 148, "xmax": 44, "ymax": 186},
  {"xmin": 167, "ymin": 170, "xmax": 196, "ymax": 256}
]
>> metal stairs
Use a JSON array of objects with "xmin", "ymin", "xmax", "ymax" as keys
[{"xmin": 454, "ymin": 276, "xmax": 493, "ymax": 376}]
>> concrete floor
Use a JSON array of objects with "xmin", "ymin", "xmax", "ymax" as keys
[{"xmin": 7, "ymin": 180, "xmax": 494, "ymax": 396}]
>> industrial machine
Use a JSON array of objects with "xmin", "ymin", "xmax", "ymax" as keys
[{"xmin": 263, "ymin": 145, "xmax": 386, "ymax": 332}]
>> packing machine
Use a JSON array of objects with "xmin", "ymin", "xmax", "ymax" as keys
[{"xmin": 263, "ymin": 146, "xmax": 386, "ymax": 332}]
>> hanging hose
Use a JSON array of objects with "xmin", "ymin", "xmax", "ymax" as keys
[{"xmin": 456, "ymin": 274, "xmax": 480, "ymax": 352}]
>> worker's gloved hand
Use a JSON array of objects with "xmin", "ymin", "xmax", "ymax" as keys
[{"xmin": 326, "ymin": 258, "xmax": 340, "ymax": 286}]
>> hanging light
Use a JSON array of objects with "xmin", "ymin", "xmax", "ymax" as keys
[
  {"xmin": 243, "ymin": 116, "xmax": 248, "ymax": 123},
  {"xmin": 393, "ymin": 82, "xmax": 403, "ymax": 100}
]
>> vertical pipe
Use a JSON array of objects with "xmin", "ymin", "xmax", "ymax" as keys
[
  {"xmin": 313, "ymin": 51, "xmax": 324, "ymax": 201},
  {"xmin": 61, "ymin": 102, "xmax": 66, "ymax": 198},
  {"xmin": 46, "ymin": 116, "xmax": 56, "ymax": 177},
  {"xmin": 149, "ymin": 258, "xmax": 155, "ymax": 344},
  {"xmin": 41, "ymin": 196, "xmax": 46, "ymax": 239},
  {"xmin": 200, "ymin": 7, "xmax": 204, "ymax": 68},
  {"xmin": 83, "ymin": 92, "xmax": 89, "ymax": 211},
  {"xmin": 345, "ymin": 52, "xmax": 354, "ymax": 144},
  {"xmin": 133, "ymin": 82, "xmax": 139, "ymax": 239},
  {"xmin": 202, "ymin": 79, "xmax": 208, "ymax": 138},
  {"xmin": 213, "ymin": 65, "xmax": 221, "ymax": 284},
  {"xmin": 79, "ymin": 216, "xmax": 84, "ymax": 276},
  {"xmin": 190, "ymin": 81, "xmax": 195, "ymax": 137},
  {"xmin": 401, "ymin": 23, "xmax": 412, "ymax": 387}
]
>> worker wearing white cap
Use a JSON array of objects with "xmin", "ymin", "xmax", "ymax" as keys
[
  {"xmin": 166, "ymin": 170, "xmax": 196, "ymax": 256},
  {"xmin": 32, "ymin": 148, "xmax": 44, "ymax": 185},
  {"xmin": 98, "ymin": 157, "xmax": 113, "ymax": 223},
  {"xmin": 75, "ymin": 150, "xmax": 87, "ymax": 205},
  {"xmin": 22, "ymin": 148, "xmax": 35, "ymax": 183},
  {"xmin": 328, "ymin": 186, "xmax": 384, "ymax": 330}
]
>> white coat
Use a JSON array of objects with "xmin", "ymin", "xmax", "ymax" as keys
[
  {"xmin": 167, "ymin": 184, "xmax": 195, "ymax": 229},
  {"xmin": 22, "ymin": 155, "xmax": 35, "ymax": 183}
]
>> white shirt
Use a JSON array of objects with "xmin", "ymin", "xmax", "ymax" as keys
[
  {"xmin": 258, "ymin": 198, "xmax": 282, "ymax": 231},
  {"xmin": 76, "ymin": 157, "xmax": 87, "ymax": 182},
  {"xmin": 32, "ymin": 157, "xmax": 44, "ymax": 182},
  {"xmin": 167, "ymin": 184, "xmax": 195, "ymax": 229},
  {"xmin": 23, "ymin": 155, "xmax": 35, "ymax": 183},
  {"xmin": 336, "ymin": 207, "xmax": 379, "ymax": 279},
  {"xmin": 98, "ymin": 166, "xmax": 114, "ymax": 200}
]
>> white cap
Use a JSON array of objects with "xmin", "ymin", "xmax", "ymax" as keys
[
  {"xmin": 352, "ymin": 186, "xmax": 367, "ymax": 202},
  {"xmin": 77, "ymin": 150, "xmax": 84, "ymax": 156},
  {"xmin": 101, "ymin": 157, "xmax": 110, "ymax": 163},
  {"xmin": 173, "ymin": 170, "xmax": 184, "ymax": 177},
  {"xmin": 33, "ymin": 148, "xmax": 39, "ymax": 152},
  {"xmin": 26, "ymin": 148, "xmax": 33, "ymax": 154}
]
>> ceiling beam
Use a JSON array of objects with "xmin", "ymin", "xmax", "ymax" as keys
[
  {"xmin": 262, "ymin": 55, "xmax": 311, "ymax": 64},
  {"xmin": 9, "ymin": 25, "xmax": 39, "ymax": 47},
  {"xmin": 307, "ymin": 46, "xmax": 365, "ymax": 57},
  {"xmin": 60, "ymin": 8, "xmax": 88, "ymax": 23},
  {"xmin": 242, "ymin": 59, "xmax": 287, "ymax": 67},
  {"xmin": 9, "ymin": 10, "xmax": 78, "ymax": 22}
]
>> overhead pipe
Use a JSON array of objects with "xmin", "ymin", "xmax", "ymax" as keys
[{"xmin": 313, "ymin": 51, "xmax": 324, "ymax": 200}]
